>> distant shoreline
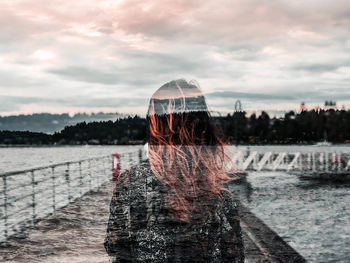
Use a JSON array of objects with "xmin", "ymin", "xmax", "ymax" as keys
[
  {"xmin": 2, "ymin": 110, "xmax": 350, "ymax": 146},
  {"xmin": 1, "ymin": 143, "xmax": 350, "ymax": 148},
  {"xmin": 0, "ymin": 144, "xmax": 142, "ymax": 148}
]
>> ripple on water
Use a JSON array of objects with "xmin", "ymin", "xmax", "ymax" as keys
[{"xmin": 239, "ymin": 171, "xmax": 350, "ymax": 262}]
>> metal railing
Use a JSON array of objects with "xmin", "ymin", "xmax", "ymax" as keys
[{"xmin": 0, "ymin": 149, "xmax": 145, "ymax": 244}]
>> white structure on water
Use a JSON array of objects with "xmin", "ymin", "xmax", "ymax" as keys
[{"xmin": 229, "ymin": 149, "xmax": 350, "ymax": 179}]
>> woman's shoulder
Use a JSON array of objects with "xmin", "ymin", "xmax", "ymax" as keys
[
  {"xmin": 116, "ymin": 161, "xmax": 163, "ymax": 193},
  {"xmin": 118, "ymin": 161, "xmax": 152, "ymax": 181}
]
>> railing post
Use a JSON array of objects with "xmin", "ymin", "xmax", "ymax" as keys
[
  {"xmin": 31, "ymin": 170, "xmax": 36, "ymax": 226},
  {"xmin": 139, "ymin": 149, "xmax": 142, "ymax": 164},
  {"xmin": 102, "ymin": 157, "xmax": 106, "ymax": 182},
  {"xmin": 319, "ymin": 153, "xmax": 324, "ymax": 171},
  {"xmin": 99, "ymin": 158, "xmax": 103, "ymax": 186},
  {"xmin": 129, "ymin": 152, "xmax": 133, "ymax": 166},
  {"xmin": 88, "ymin": 160, "xmax": 92, "ymax": 192},
  {"xmin": 119, "ymin": 154, "xmax": 123, "ymax": 170},
  {"xmin": 79, "ymin": 162, "xmax": 83, "ymax": 196},
  {"xmin": 253, "ymin": 153, "xmax": 257, "ymax": 170},
  {"xmin": 2, "ymin": 176, "xmax": 8, "ymax": 245},
  {"xmin": 51, "ymin": 167, "xmax": 56, "ymax": 215},
  {"xmin": 111, "ymin": 155, "xmax": 114, "ymax": 181},
  {"xmin": 65, "ymin": 163, "xmax": 71, "ymax": 202},
  {"xmin": 96, "ymin": 159, "xmax": 100, "ymax": 187},
  {"xmin": 105, "ymin": 156, "xmax": 110, "ymax": 180}
]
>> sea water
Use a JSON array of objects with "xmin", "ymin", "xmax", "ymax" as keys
[{"xmin": 1, "ymin": 145, "xmax": 349, "ymax": 262}]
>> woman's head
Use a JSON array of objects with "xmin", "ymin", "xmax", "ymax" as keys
[
  {"xmin": 147, "ymin": 79, "xmax": 221, "ymax": 146},
  {"xmin": 147, "ymin": 79, "xmax": 234, "ymax": 222}
]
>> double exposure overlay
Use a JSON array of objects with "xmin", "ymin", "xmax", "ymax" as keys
[{"xmin": 2, "ymin": 1, "xmax": 350, "ymax": 262}]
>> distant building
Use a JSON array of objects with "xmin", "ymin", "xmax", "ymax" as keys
[
  {"xmin": 324, "ymin": 100, "xmax": 337, "ymax": 110},
  {"xmin": 299, "ymin": 102, "xmax": 307, "ymax": 112},
  {"xmin": 300, "ymin": 101, "xmax": 339, "ymax": 112}
]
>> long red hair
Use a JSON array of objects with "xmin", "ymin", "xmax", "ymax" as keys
[{"xmin": 147, "ymin": 110, "xmax": 236, "ymax": 222}]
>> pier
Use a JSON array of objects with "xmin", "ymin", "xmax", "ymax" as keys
[
  {"xmin": 0, "ymin": 178, "xmax": 305, "ymax": 262},
  {"xmin": 0, "ymin": 151, "xmax": 143, "ymax": 244},
  {"xmin": 0, "ymin": 148, "xmax": 307, "ymax": 262}
]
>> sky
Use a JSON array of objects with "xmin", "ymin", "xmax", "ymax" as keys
[{"xmin": 0, "ymin": 0, "xmax": 350, "ymax": 116}]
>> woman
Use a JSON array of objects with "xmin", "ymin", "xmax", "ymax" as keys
[{"xmin": 104, "ymin": 79, "xmax": 244, "ymax": 262}]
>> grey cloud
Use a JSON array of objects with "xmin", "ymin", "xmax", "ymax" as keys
[
  {"xmin": 75, "ymin": 97, "xmax": 148, "ymax": 108},
  {"xmin": 0, "ymin": 70, "xmax": 49, "ymax": 88},
  {"xmin": 46, "ymin": 50, "xmax": 205, "ymax": 86},
  {"xmin": 0, "ymin": 96, "xmax": 64, "ymax": 112},
  {"xmin": 216, "ymin": 42, "xmax": 261, "ymax": 61},
  {"xmin": 289, "ymin": 62, "xmax": 349, "ymax": 73},
  {"xmin": 134, "ymin": 52, "xmax": 202, "ymax": 72},
  {"xmin": 206, "ymin": 91, "xmax": 296, "ymax": 101},
  {"xmin": 0, "ymin": 95, "xmax": 148, "ymax": 112},
  {"xmin": 47, "ymin": 66, "xmax": 120, "ymax": 85},
  {"xmin": 47, "ymin": 65, "xmax": 168, "ymax": 86},
  {"xmin": 206, "ymin": 88, "xmax": 350, "ymax": 103}
]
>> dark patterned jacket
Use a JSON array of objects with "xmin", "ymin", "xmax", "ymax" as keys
[{"xmin": 104, "ymin": 161, "xmax": 244, "ymax": 262}]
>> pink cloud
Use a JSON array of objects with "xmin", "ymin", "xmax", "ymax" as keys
[
  {"xmin": 2, "ymin": 0, "xmax": 349, "ymax": 45},
  {"xmin": 1, "ymin": 0, "xmax": 350, "ymax": 115}
]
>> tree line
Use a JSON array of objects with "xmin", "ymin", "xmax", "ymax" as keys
[
  {"xmin": 0, "ymin": 112, "xmax": 125, "ymax": 133},
  {"xmin": 1, "ymin": 109, "xmax": 350, "ymax": 145}
]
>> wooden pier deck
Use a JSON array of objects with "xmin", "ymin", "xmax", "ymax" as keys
[{"xmin": 0, "ymin": 181, "xmax": 306, "ymax": 263}]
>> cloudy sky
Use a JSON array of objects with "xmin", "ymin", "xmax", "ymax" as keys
[{"xmin": 1, "ymin": 0, "xmax": 350, "ymax": 116}]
